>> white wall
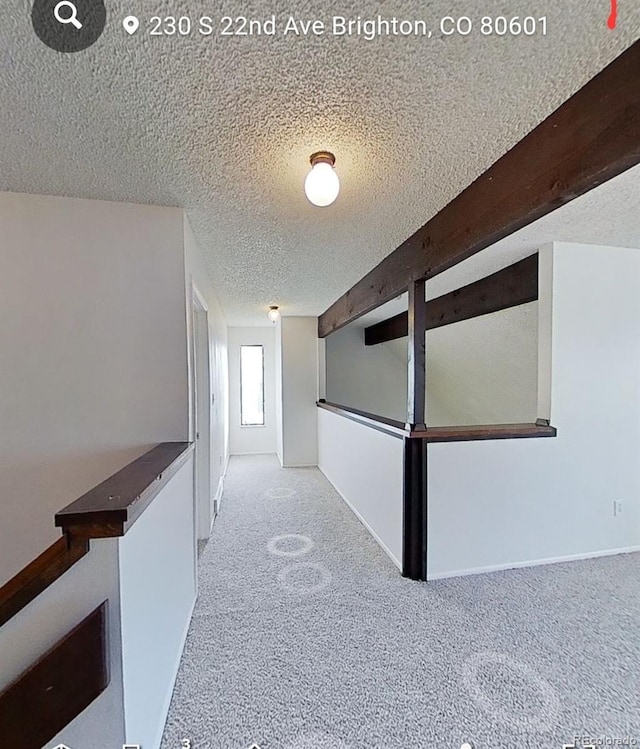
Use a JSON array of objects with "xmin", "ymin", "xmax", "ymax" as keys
[
  {"xmin": 0, "ymin": 538, "xmax": 125, "ymax": 749},
  {"xmin": 184, "ymin": 217, "xmax": 229, "ymax": 521},
  {"xmin": 279, "ymin": 317, "xmax": 319, "ymax": 466},
  {"xmin": 426, "ymin": 301, "xmax": 539, "ymax": 426},
  {"xmin": 325, "ymin": 324, "xmax": 408, "ymax": 422},
  {"xmin": 318, "ymin": 408, "xmax": 403, "ymax": 568},
  {"xmin": 228, "ymin": 326, "xmax": 277, "ymax": 455},
  {"xmin": 428, "ymin": 243, "xmax": 640, "ymax": 578},
  {"xmin": 0, "ymin": 192, "xmax": 190, "ymax": 585},
  {"xmin": 119, "ymin": 456, "xmax": 196, "ymax": 749},
  {"xmin": 0, "ymin": 196, "xmax": 228, "ymax": 747}
]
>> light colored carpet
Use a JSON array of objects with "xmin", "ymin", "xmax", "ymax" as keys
[{"xmin": 161, "ymin": 454, "xmax": 640, "ymax": 749}]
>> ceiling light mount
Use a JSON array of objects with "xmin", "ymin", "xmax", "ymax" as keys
[
  {"xmin": 268, "ymin": 305, "xmax": 280, "ymax": 323},
  {"xmin": 309, "ymin": 150, "xmax": 336, "ymax": 168},
  {"xmin": 305, "ymin": 150, "xmax": 340, "ymax": 207}
]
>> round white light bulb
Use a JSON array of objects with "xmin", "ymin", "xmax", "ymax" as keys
[
  {"xmin": 305, "ymin": 161, "xmax": 340, "ymax": 207},
  {"xmin": 268, "ymin": 306, "xmax": 280, "ymax": 323}
]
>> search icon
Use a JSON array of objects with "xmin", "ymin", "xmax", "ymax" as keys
[
  {"xmin": 54, "ymin": 1, "xmax": 83, "ymax": 30},
  {"xmin": 32, "ymin": 0, "xmax": 106, "ymax": 52}
]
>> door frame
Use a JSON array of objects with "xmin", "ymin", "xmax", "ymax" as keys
[{"xmin": 190, "ymin": 282, "xmax": 213, "ymax": 545}]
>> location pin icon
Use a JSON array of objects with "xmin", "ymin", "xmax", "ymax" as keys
[{"xmin": 123, "ymin": 15, "xmax": 140, "ymax": 35}]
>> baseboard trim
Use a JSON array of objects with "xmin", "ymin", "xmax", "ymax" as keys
[
  {"xmin": 427, "ymin": 545, "xmax": 640, "ymax": 580},
  {"xmin": 210, "ymin": 482, "xmax": 221, "ymax": 533},
  {"xmin": 214, "ymin": 475, "xmax": 224, "ymax": 502},
  {"xmin": 318, "ymin": 465, "xmax": 401, "ymax": 571},
  {"xmin": 211, "ymin": 455, "xmax": 230, "ymax": 524},
  {"xmin": 148, "ymin": 593, "xmax": 197, "ymax": 749},
  {"xmin": 229, "ymin": 451, "xmax": 277, "ymax": 456}
]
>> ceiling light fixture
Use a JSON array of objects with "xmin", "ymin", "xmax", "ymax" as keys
[
  {"xmin": 268, "ymin": 305, "xmax": 280, "ymax": 323},
  {"xmin": 304, "ymin": 151, "xmax": 340, "ymax": 207}
]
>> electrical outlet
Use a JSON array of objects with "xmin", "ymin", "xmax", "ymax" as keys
[{"xmin": 613, "ymin": 499, "xmax": 624, "ymax": 517}]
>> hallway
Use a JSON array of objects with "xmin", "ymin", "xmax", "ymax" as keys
[{"xmin": 160, "ymin": 456, "xmax": 640, "ymax": 749}]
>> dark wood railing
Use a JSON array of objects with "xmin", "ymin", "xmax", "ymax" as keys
[
  {"xmin": 317, "ymin": 400, "xmax": 407, "ymax": 438},
  {"xmin": 317, "ymin": 401, "xmax": 556, "ymax": 442},
  {"xmin": 0, "ymin": 442, "xmax": 194, "ymax": 625},
  {"xmin": 0, "ymin": 536, "xmax": 89, "ymax": 628},
  {"xmin": 0, "ymin": 442, "xmax": 194, "ymax": 749}
]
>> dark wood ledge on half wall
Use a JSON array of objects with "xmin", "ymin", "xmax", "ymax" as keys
[
  {"xmin": 317, "ymin": 401, "xmax": 557, "ymax": 442},
  {"xmin": 55, "ymin": 441, "xmax": 194, "ymax": 539},
  {"xmin": 0, "ymin": 442, "xmax": 194, "ymax": 627},
  {"xmin": 409, "ymin": 422, "xmax": 557, "ymax": 442}
]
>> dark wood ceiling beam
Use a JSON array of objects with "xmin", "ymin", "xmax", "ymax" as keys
[
  {"xmin": 364, "ymin": 311, "xmax": 408, "ymax": 346},
  {"xmin": 364, "ymin": 253, "xmax": 538, "ymax": 346},
  {"xmin": 319, "ymin": 40, "xmax": 640, "ymax": 338}
]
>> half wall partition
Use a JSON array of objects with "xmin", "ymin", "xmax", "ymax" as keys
[{"xmin": 315, "ymin": 40, "xmax": 640, "ymax": 580}]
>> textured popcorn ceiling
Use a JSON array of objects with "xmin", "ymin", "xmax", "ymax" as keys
[{"xmin": 0, "ymin": 1, "xmax": 638, "ymax": 325}]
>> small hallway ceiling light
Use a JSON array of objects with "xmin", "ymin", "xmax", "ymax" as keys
[
  {"xmin": 304, "ymin": 151, "xmax": 340, "ymax": 207},
  {"xmin": 268, "ymin": 305, "xmax": 280, "ymax": 323}
]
